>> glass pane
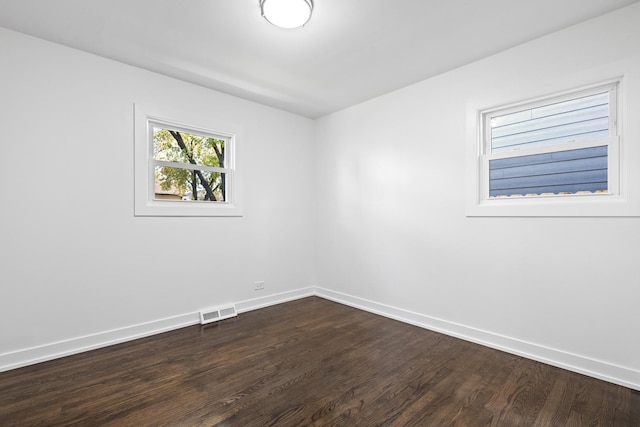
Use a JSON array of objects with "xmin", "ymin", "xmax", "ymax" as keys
[
  {"xmin": 490, "ymin": 92, "xmax": 609, "ymax": 152},
  {"xmin": 489, "ymin": 146, "xmax": 608, "ymax": 198},
  {"xmin": 153, "ymin": 126, "xmax": 226, "ymax": 168},
  {"xmin": 154, "ymin": 166, "xmax": 226, "ymax": 202}
]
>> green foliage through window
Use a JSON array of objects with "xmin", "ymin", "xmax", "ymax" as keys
[{"xmin": 153, "ymin": 127, "xmax": 226, "ymax": 202}]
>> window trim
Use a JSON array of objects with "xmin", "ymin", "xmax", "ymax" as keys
[
  {"xmin": 465, "ymin": 78, "xmax": 638, "ymax": 217},
  {"xmin": 134, "ymin": 103, "xmax": 242, "ymax": 217}
]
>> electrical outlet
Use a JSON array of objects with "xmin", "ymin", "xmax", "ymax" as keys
[{"xmin": 254, "ymin": 281, "xmax": 265, "ymax": 290}]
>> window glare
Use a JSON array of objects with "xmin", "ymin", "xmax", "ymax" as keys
[{"xmin": 490, "ymin": 91, "xmax": 610, "ymax": 152}]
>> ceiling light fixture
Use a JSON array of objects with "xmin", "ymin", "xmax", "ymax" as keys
[{"xmin": 260, "ymin": 0, "xmax": 313, "ymax": 29}]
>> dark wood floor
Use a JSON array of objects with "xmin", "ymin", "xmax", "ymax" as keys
[{"xmin": 0, "ymin": 297, "xmax": 638, "ymax": 426}]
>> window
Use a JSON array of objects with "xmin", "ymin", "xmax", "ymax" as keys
[
  {"xmin": 466, "ymin": 80, "xmax": 635, "ymax": 217},
  {"xmin": 134, "ymin": 103, "xmax": 242, "ymax": 216}
]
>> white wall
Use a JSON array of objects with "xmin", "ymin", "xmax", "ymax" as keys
[
  {"xmin": 315, "ymin": 4, "xmax": 640, "ymax": 389},
  {"xmin": 0, "ymin": 27, "xmax": 316, "ymax": 368}
]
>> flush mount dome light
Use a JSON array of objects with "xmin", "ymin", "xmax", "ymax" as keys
[{"xmin": 260, "ymin": 0, "xmax": 313, "ymax": 29}]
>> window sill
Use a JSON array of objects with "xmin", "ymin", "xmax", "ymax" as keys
[
  {"xmin": 134, "ymin": 198, "xmax": 243, "ymax": 217},
  {"xmin": 466, "ymin": 193, "xmax": 637, "ymax": 217}
]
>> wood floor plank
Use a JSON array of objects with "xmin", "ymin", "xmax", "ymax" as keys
[{"xmin": 0, "ymin": 297, "xmax": 638, "ymax": 426}]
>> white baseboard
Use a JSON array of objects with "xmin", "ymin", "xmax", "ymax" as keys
[
  {"xmin": 3, "ymin": 285, "xmax": 638, "ymax": 392},
  {"xmin": 0, "ymin": 287, "xmax": 315, "ymax": 373},
  {"xmin": 236, "ymin": 287, "xmax": 315, "ymax": 313},
  {"xmin": 314, "ymin": 287, "xmax": 640, "ymax": 391},
  {"xmin": 0, "ymin": 312, "xmax": 200, "ymax": 373}
]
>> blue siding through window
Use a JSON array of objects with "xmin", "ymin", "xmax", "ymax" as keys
[{"xmin": 489, "ymin": 146, "xmax": 608, "ymax": 197}]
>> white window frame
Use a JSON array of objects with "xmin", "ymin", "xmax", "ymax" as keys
[
  {"xmin": 134, "ymin": 103, "xmax": 242, "ymax": 217},
  {"xmin": 466, "ymin": 78, "xmax": 638, "ymax": 217}
]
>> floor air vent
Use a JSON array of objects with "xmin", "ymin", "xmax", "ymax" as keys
[{"xmin": 199, "ymin": 305, "xmax": 237, "ymax": 325}]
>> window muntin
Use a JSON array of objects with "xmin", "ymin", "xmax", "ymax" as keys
[
  {"xmin": 151, "ymin": 124, "xmax": 230, "ymax": 203},
  {"xmin": 482, "ymin": 83, "xmax": 618, "ymax": 199}
]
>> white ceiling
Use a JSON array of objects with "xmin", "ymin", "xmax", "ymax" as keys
[{"xmin": 1, "ymin": 0, "xmax": 638, "ymax": 118}]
